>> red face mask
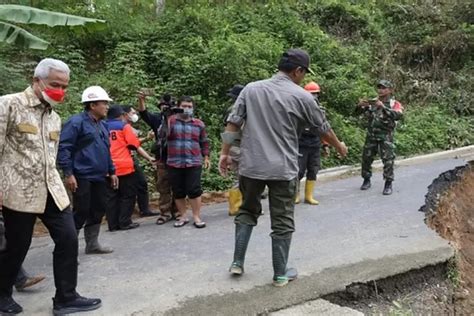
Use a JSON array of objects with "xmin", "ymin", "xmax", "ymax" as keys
[
  {"xmin": 40, "ymin": 81, "xmax": 65, "ymax": 105},
  {"xmin": 43, "ymin": 87, "xmax": 65, "ymax": 102}
]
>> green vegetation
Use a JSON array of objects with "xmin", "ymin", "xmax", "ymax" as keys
[
  {"xmin": 0, "ymin": 4, "xmax": 105, "ymax": 49},
  {"xmin": 389, "ymin": 299, "xmax": 414, "ymax": 316},
  {"xmin": 447, "ymin": 256, "xmax": 461, "ymax": 288},
  {"xmin": 1, "ymin": 0, "xmax": 472, "ymax": 190}
]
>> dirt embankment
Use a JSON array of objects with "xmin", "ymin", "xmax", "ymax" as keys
[
  {"xmin": 422, "ymin": 161, "xmax": 474, "ymax": 313},
  {"xmin": 323, "ymin": 264, "xmax": 456, "ymax": 315}
]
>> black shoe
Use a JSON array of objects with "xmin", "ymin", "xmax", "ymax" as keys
[
  {"xmin": 360, "ymin": 178, "xmax": 371, "ymax": 190},
  {"xmin": 383, "ymin": 181, "xmax": 393, "ymax": 195},
  {"xmin": 119, "ymin": 223, "xmax": 140, "ymax": 230},
  {"xmin": 0, "ymin": 296, "xmax": 23, "ymax": 314},
  {"xmin": 53, "ymin": 295, "xmax": 101, "ymax": 315},
  {"xmin": 140, "ymin": 211, "xmax": 159, "ymax": 217}
]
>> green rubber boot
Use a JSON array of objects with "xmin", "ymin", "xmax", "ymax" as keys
[
  {"xmin": 272, "ymin": 237, "xmax": 298, "ymax": 287},
  {"xmin": 229, "ymin": 223, "xmax": 253, "ymax": 275}
]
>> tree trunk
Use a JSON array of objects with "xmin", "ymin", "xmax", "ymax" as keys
[{"xmin": 156, "ymin": 0, "xmax": 165, "ymax": 16}]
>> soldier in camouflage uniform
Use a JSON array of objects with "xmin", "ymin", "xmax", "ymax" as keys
[{"xmin": 357, "ymin": 80, "xmax": 404, "ymax": 195}]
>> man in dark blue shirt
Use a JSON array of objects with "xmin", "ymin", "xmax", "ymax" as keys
[{"xmin": 58, "ymin": 86, "xmax": 117, "ymax": 255}]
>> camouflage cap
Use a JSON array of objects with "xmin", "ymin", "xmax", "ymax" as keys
[{"xmin": 377, "ymin": 79, "xmax": 394, "ymax": 88}]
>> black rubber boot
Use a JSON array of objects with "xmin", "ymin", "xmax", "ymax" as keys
[
  {"xmin": 383, "ymin": 180, "xmax": 393, "ymax": 195},
  {"xmin": 84, "ymin": 224, "xmax": 113, "ymax": 254},
  {"xmin": 229, "ymin": 223, "xmax": 253, "ymax": 275},
  {"xmin": 360, "ymin": 178, "xmax": 371, "ymax": 190},
  {"xmin": 272, "ymin": 237, "xmax": 297, "ymax": 287}
]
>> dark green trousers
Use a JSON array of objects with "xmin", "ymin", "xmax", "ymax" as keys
[{"xmin": 235, "ymin": 175, "xmax": 297, "ymax": 239}]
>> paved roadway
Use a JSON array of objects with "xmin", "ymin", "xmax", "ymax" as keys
[{"xmin": 17, "ymin": 157, "xmax": 468, "ymax": 315}]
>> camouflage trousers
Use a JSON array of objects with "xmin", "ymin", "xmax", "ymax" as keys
[
  {"xmin": 156, "ymin": 162, "xmax": 177, "ymax": 216},
  {"xmin": 361, "ymin": 137, "xmax": 396, "ymax": 181}
]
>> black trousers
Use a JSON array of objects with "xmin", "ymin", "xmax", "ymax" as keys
[
  {"xmin": 14, "ymin": 267, "xmax": 27, "ymax": 287},
  {"xmin": 0, "ymin": 194, "xmax": 78, "ymax": 301},
  {"xmin": 0, "ymin": 215, "xmax": 29, "ymax": 287},
  {"xmin": 73, "ymin": 178, "xmax": 108, "ymax": 230},
  {"xmin": 168, "ymin": 166, "xmax": 203, "ymax": 199},
  {"xmin": 134, "ymin": 162, "xmax": 150, "ymax": 214},
  {"xmin": 298, "ymin": 146, "xmax": 321, "ymax": 180},
  {"xmin": 106, "ymin": 172, "xmax": 137, "ymax": 230}
]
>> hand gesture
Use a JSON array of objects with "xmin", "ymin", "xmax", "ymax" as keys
[
  {"xmin": 374, "ymin": 100, "xmax": 384, "ymax": 109},
  {"xmin": 137, "ymin": 90, "xmax": 146, "ymax": 101},
  {"xmin": 358, "ymin": 99, "xmax": 369, "ymax": 108},
  {"xmin": 137, "ymin": 90, "xmax": 147, "ymax": 110}
]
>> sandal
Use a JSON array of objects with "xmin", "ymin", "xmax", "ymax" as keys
[
  {"xmin": 173, "ymin": 219, "xmax": 189, "ymax": 228},
  {"xmin": 193, "ymin": 221, "xmax": 206, "ymax": 229},
  {"xmin": 156, "ymin": 214, "xmax": 172, "ymax": 225}
]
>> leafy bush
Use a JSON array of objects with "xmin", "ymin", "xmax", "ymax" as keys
[{"xmin": 1, "ymin": 0, "xmax": 472, "ymax": 191}]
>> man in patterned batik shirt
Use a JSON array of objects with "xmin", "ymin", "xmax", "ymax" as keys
[{"xmin": 0, "ymin": 58, "xmax": 102, "ymax": 315}]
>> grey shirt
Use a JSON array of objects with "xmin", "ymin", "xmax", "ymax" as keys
[{"xmin": 227, "ymin": 73, "xmax": 331, "ymax": 180}]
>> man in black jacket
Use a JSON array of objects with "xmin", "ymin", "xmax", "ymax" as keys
[{"xmin": 137, "ymin": 92, "xmax": 178, "ymax": 224}]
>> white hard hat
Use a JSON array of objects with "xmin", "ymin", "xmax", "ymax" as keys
[{"xmin": 81, "ymin": 86, "xmax": 113, "ymax": 103}]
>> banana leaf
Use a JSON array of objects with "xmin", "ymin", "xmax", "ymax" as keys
[
  {"xmin": 0, "ymin": 21, "xmax": 49, "ymax": 50},
  {"xmin": 0, "ymin": 5, "xmax": 105, "ymax": 29}
]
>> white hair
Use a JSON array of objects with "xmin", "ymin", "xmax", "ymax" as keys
[{"xmin": 34, "ymin": 58, "xmax": 70, "ymax": 79}]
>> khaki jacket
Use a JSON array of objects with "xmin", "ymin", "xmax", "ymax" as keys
[{"xmin": 0, "ymin": 87, "xmax": 70, "ymax": 214}]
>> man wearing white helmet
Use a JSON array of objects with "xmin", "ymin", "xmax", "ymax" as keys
[
  {"xmin": 0, "ymin": 59, "xmax": 102, "ymax": 314},
  {"xmin": 58, "ymin": 86, "xmax": 117, "ymax": 256}
]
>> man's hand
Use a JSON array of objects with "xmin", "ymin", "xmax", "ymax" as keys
[
  {"xmin": 374, "ymin": 100, "xmax": 384, "ymax": 109},
  {"xmin": 358, "ymin": 99, "xmax": 369, "ymax": 108},
  {"xmin": 148, "ymin": 157, "xmax": 157, "ymax": 168},
  {"xmin": 204, "ymin": 156, "xmax": 211, "ymax": 170},
  {"xmin": 335, "ymin": 142, "xmax": 348, "ymax": 158},
  {"xmin": 218, "ymin": 154, "xmax": 232, "ymax": 177},
  {"xmin": 137, "ymin": 91, "xmax": 147, "ymax": 112},
  {"xmin": 110, "ymin": 175, "xmax": 119, "ymax": 190},
  {"xmin": 322, "ymin": 145, "xmax": 331, "ymax": 157},
  {"xmin": 65, "ymin": 175, "xmax": 78, "ymax": 193},
  {"xmin": 147, "ymin": 130, "xmax": 155, "ymax": 140}
]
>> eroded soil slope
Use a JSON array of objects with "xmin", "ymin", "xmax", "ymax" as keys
[{"xmin": 422, "ymin": 162, "xmax": 474, "ymax": 313}]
